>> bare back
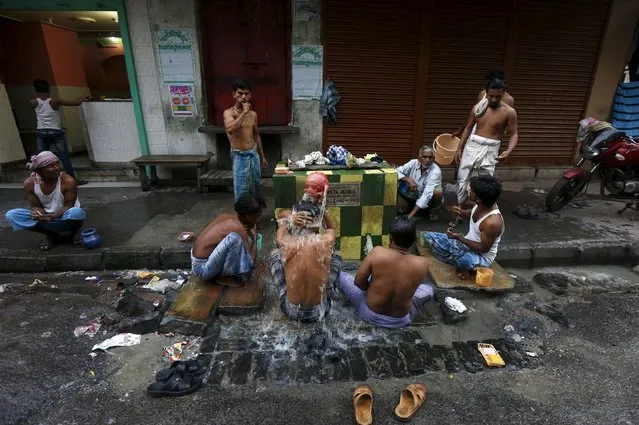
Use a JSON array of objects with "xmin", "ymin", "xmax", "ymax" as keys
[
  {"xmin": 279, "ymin": 230, "xmax": 336, "ymax": 306},
  {"xmin": 192, "ymin": 213, "xmax": 249, "ymax": 259},
  {"xmin": 223, "ymin": 108, "xmax": 257, "ymax": 151},
  {"xmin": 475, "ymin": 103, "xmax": 516, "ymax": 141},
  {"xmin": 365, "ymin": 247, "xmax": 429, "ymax": 317}
]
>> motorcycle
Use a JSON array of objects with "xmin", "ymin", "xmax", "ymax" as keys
[{"xmin": 545, "ymin": 118, "xmax": 639, "ymax": 215}]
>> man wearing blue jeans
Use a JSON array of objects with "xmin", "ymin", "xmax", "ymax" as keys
[
  {"xmin": 337, "ymin": 217, "xmax": 434, "ymax": 329},
  {"xmin": 191, "ymin": 195, "xmax": 266, "ymax": 285},
  {"xmin": 31, "ymin": 79, "xmax": 89, "ymax": 184}
]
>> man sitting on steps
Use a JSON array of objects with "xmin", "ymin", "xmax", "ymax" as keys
[
  {"xmin": 191, "ymin": 195, "xmax": 266, "ymax": 285},
  {"xmin": 337, "ymin": 217, "xmax": 435, "ymax": 329}
]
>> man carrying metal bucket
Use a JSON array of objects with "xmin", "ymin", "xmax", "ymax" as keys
[{"xmin": 396, "ymin": 145, "xmax": 443, "ymax": 220}]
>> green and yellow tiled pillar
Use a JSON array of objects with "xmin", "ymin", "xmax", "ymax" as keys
[{"xmin": 273, "ymin": 165, "xmax": 398, "ymax": 260}]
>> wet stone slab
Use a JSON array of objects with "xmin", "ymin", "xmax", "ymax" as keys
[{"xmin": 201, "ymin": 335, "xmax": 536, "ymax": 386}]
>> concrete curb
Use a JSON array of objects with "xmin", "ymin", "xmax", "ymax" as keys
[
  {"xmin": 0, "ymin": 240, "xmax": 636, "ymax": 273},
  {"xmin": 0, "ymin": 246, "xmax": 192, "ymax": 273},
  {"xmin": 496, "ymin": 240, "xmax": 637, "ymax": 269}
]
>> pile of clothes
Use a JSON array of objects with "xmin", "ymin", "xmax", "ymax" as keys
[
  {"xmin": 290, "ymin": 151, "xmax": 330, "ymax": 168},
  {"xmin": 289, "ymin": 145, "xmax": 384, "ymax": 169}
]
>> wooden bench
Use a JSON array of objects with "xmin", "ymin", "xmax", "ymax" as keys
[
  {"xmin": 200, "ymin": 169, "xmax": 234, "ymax": 191},
  {"xmin": 131, "ymin": 154, "xmax": 212, "ymax": 193}
]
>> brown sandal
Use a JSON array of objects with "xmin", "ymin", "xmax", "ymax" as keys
[
  {"xmin": 394, "ymin": 383, "xmax": 427, "ymax": 422},
  {"xmin": 353, "ymin": 385, "xmax": 373, "ymax": 425}
]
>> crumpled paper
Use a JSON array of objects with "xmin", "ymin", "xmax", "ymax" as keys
[
  {"xmin": 444, "ymin": 297, "xmax": 467, "ymax": 314},
  {"xmin": 142, "ymin": 277, "xmax": 183, "ymax": 294},
  {"xmin": 163, "ymin": 341, "xmax": 188, "ymax": 362},
  {"xmin": 74, "ymin": 322, "xmax": 101, "ymax": 338},
  {"xmin": 92, "ymin": 333, "xmax": 141, "ymax": 351}
]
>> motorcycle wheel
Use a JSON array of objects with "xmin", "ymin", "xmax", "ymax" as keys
[{"xmin": 545, "ymin": 177, "xmax": 588, "ymax": 212}]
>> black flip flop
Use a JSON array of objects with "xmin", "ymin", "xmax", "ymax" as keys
[
  {"xmin": 155, "ymin": 358, "xmax": 205, "ymax": 382},
  {"xmin": 146, "ymin": 373, "xmax": 203, "ymax": 397}
]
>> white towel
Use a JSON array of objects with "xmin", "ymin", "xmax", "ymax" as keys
[{"xmin": 444, "ymin": 297, "xmax": 467, "ymax": 313}]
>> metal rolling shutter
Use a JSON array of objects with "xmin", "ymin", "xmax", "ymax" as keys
[
  {"xmin": 324, "ymin": 0, "xmax": 421, "ymax": 165},
  {"xmin": 422, "ymin": 0, "xmax": 511, "ymax": 149},
  {"xmin": 509, "ymin": 0, "xmax": 610, "ymax": 164}
]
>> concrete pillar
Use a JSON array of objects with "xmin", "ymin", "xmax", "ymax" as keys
[
  {"xmin": 585, "ymin": 0, "xmax": 639, "ymax": 120},
  {"xmin": 281, "ymin": 0, "xmax": 323, "ymax": 162}
]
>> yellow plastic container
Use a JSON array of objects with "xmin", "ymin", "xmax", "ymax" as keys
[
  {"xmin": 478, "ymin": 343, "xmax": 505, "ymax": 367},
  {"xmin": 433, "ymin": 133, "xmax": 460, "ymax": 166},
  {"xmin": 475, "ymin": 267, "xmax": 494, "ymax": 287}
]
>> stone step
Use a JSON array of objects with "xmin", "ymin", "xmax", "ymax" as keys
[
  {"xmin": 159, "ymin": 264, "xmax": 267, "ymax": 335},
  {"xmin": 203, "ymin": 337, "xmax": 539, "ymax": 386}
]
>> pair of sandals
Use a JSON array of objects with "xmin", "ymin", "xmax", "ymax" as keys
[
  {"xmin": 353, "ymin": 383, "xmax": 426, "ymax": 424},
  {"xmin": 146, "ymin": 358, "xmax": 206, "ymax": 397}
]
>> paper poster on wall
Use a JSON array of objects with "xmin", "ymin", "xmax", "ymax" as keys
[
  {"xmin": 292, "ymin": 45, "xmax": 323, "ymax": 100},
  {"xmin": 295, "ymin": 0, "xmax": 320, "ymax": 22},
  {"xmin": 157, "ymin": 29, "xmax": 195, "ymax": 83},
  {"xmin": 169, "ymin": 85, "xmax": 195, "ymax": 117}
]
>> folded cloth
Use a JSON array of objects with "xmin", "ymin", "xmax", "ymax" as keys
[
  {"xmin": 346, "ymin": 152, "xmax": 358, "ymax": 168},
  {"xmin": 303, "ymin": 151, "xmax": 322, "ymax": 165},
  {"xmin": 474, "ymin": 98, "xmax": 489, "ymax": 118},
  {"xmin": 327, "ymin": 145, "xmax": 348, "ymax": 165},
  {"xmin": 364, "ymin": 153, "xmax": 384, "ymax": 163},
  {"xmin": 315, "ymin": 156, "xmax": 329, "ymax": 165},
  {"xmin": 444, "ymin": 297, "xmax": 467, "ymax": 313},
  {"xmin": 320, "ymin": 79, "xmax": 341, "ymax": 124}
]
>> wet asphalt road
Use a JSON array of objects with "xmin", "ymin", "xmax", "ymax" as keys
[{"xmin": 1, "ymin": 269, "xmax": 638, "ymax": 425}]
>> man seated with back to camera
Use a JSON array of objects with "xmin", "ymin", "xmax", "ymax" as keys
[
  {"xmin": 269, "ymin": 199, "xmax": 342, "ymax": 322},
  {"xmin": 337, "ymin": 217, "xmax": 435, "ymax": 329}
]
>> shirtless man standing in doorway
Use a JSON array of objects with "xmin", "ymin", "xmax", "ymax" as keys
[
  {"xmin": 223, "ymin": 79, "xmax": 268, "ymax": 202},
  {"xmin": 454, "ymin": 78, "xmax": 518, "ymax": 207}
]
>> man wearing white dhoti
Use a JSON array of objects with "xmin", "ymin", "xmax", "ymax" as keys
[{"xmin": 454, "ymin": 79, "xmax": 518, "ymax": 206}]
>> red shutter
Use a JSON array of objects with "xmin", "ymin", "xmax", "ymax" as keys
[
  {"xmin": 508, "ymin": 0, "xmax": 610, "ymax": 164},
  {"xmin": 422, "ymin": 0, "xmax": 512, "ymax": 149},
  {"xmin": 324, "ymin": 0, "xmax": 422, "ymax": 164}
]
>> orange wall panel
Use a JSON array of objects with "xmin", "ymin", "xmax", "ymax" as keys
[
  {"xmin": 0, "ymin": 22, "xmax": 54, "ymax": 86},
  {"xmin": 42, "ymin": 24, "xmax": 87, "ymax": 87}
]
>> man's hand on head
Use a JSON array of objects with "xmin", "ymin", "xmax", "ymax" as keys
[{"xmin": 292, "ymin": 212, "xmax": 312, "ymax": 228}]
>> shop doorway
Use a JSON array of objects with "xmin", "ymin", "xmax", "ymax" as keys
[{"xmin": 0, "ymin": 10, "xmax": 131, "ymax": 162}]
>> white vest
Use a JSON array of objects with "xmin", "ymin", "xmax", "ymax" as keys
[
  {"xmin": 35, "ymin": 98, "xmax": 62, "ymax": 130},
  {"xmin": 464, "ymin": 205, "xmax": 503, "ymax": 263}
]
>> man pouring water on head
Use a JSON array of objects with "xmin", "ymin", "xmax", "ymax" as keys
[{"xmin": 455, "ymin": 78, "xmax": 518, "ymax": 207}]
